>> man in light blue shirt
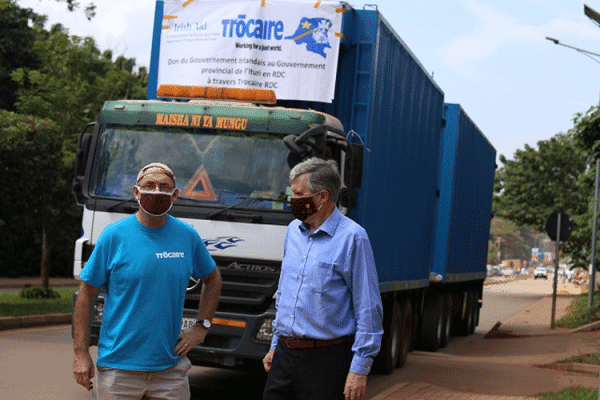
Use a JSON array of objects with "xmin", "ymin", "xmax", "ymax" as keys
[{"xmin": 263, "ymin": 158, "xmax": 383, "ymax": 400}]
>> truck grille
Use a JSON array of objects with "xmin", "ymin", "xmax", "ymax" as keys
[{"xmin": 184, "ymin": 257, "xmax": 280, "ymax": 314}]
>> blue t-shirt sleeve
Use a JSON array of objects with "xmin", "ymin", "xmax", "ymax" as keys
[
  {"xmin": 79, "ymin": 228, "xmax": 111, "ymax": 289},
  {"xmin": 192, "ymin": 233, "xmax": 216, "ymax": 279}
]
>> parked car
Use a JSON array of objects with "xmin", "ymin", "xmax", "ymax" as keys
[{"xmin": 534, "ymin": 266, "xmax": 548, "ymax": 279}]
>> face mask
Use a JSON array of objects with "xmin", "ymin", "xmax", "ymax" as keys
[
  {"xmin": 136, "ymin": 188, "xmax": 175, "ymax": 217},
  {"xmin": 290, "ymin": 192, "xmax": 321, "ymax": 221}
]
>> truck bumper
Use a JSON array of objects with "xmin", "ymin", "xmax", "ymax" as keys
[{"xmin": 185, "ymin": 310, "xmax": 275, "ymax": 368}]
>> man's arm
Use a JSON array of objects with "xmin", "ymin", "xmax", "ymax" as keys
[
  {"xmin": 345, "ymin": 234, "xmax": 384, "ymax": 400},
  {"xmin": 175, "ymin": 267, "xmax": 222, "ymax": 356},
  {"xmin": 72, "ymin": 281, "xmax": 100, "ymax": 391}
]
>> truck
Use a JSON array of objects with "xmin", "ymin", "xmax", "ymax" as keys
[{"xmin": 71, "ymin": 1, "xmax": 496, "ymax": 375}]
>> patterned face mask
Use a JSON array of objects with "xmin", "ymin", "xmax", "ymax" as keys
[
  {"xmin": 290, "ymin": 192, "xmax": 321, "ymax": 221},
  {"xmin": 136, "ymin": 187, "xmax": 175, "ymax": 216}
]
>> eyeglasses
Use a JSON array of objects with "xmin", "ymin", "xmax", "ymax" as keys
[{"xmin": 136, "ymin": 184, "xmax": 175, "ymax": 194}]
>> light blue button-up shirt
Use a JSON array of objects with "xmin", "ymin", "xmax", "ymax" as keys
[{"xmin": 271, "ymin": 207, "xmax": 383, "ymax": 375}]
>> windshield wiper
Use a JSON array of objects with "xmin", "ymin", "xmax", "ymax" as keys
[
  {"xmin": 107, "ymin": 198, "xmax": 136, "ymax": 211},
  {"xmin": 207, "ymin": 197, "xmax": 285, "ymax": 220}
]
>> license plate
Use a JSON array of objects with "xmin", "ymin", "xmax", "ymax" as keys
[{"xmin": 181, "ymin": 317, "xmax": 196, "ymax": 332}]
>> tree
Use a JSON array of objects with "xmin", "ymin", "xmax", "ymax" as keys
[
  {"xmin": 0, "ymin": 111, "xmax": 64, "ymax": 285},
  {"xmin": 493, "ymin": 133, "xmax": 589, "ymax": 261},
  {"xmin": 0, "ymin": 0, "xmax": 44, "ymax": 111},
  {"xmin": 40, "ymin": 0, "xmax": 96, "ymax": 20},
  {"xmin": 11, "ymin": 22, "xmax": 147, "ymax": 154},
  {"xmin": 570, "ymin": 105, "xmax": 600, "ymax": 268},
  {"xmin": 2, "ymin": 17, "xmax": 147, "ymax": 281}
]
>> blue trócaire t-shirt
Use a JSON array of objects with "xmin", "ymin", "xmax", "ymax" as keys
[{"xmin": 79, "ymin": 214, "xmax": 216, "ymax": 371}]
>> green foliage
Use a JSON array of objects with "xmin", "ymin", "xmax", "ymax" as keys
[
  {"xmin": 555, "ymin": 292, "xmax": 600, "ymax": 329},
  {"xmin": 0, "ymin": 110, "xmax": 77, "ymax": 277},
  {"xmin": 554, "ymin": 353, "xmax": 600, "ymax": 365},
  {"xmin": 19, "ymin": 287, "xmax": 60, "ymax": 299},
  {"xmin": 494, "ymin": 133, "xmax": 590, "ymax": 263},
  {"xmin": 487, "ymin": 243, "xmax": 498, "ymax": 265},
  {"xmin": 0, "ymin": 286, "xmax": 76, "ymax": 317},
  {"xmin": 573, "ymin": 106, "xmax": 600, "ymax": 158},
  {"xmin": 0, "ymin": 0, "xmax": 44, "ymax": 111},
  {"xmin": 489, "ymin": 217, "xmax": 544, "ymax": 261},
  {"xmin": 0, "ymin": 1, "xmax": 147, "ymax": 279},
  {"xmin": 536, "ymin": 387, "xmax": 599, "ymax": 400}
]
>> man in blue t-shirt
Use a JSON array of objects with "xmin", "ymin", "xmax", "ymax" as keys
[{"xmin": 72, "ymin": 163, "xmax": 221, "ymax": 399}]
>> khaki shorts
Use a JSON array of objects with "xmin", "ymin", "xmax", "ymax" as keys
[{"xmin": 97, "ymin": 356, "xmax": 192, "ymax": 400}]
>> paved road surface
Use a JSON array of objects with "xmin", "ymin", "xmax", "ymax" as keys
[{"xmin": 1, "ymin": 278, "xmax": 565, "ymax": 400}]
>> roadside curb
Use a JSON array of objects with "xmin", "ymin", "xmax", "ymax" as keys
[
  {"xmin": 0, "ymin": 313, "xmax": 71, "ymax": 331},
  {"xmin": 484, "ymin": 319, "xmax": 599, "ymax": 339},
  {"xmin": 0, "ymin": 280, "xmax": 79, "ymax": 289},
  {"xmin": 571, "ymin": 319, "xmax": 600, "ymax": 333}
]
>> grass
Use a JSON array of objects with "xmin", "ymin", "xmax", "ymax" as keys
[
  {"xmin": 536, "ymin": 387, "xmax": 599, "ymax": 400},
  {"xmin": 555, "ymin": 292, "xmax": 600, "ymax": 329},
  {"xmin": 0, "ymin": 287, "xmax": 77, "ymax": 317},
  {"xmin": 554, "ymin": 353, "xmax": 600, "ymax": 365}
]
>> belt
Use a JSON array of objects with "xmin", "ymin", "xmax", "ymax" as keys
[{"xmin": 280, "ymin": 335, "xmax": 355, "ymax": 350}]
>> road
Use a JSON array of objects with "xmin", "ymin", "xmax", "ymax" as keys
[{"xmin": 0, "ymin": 277, "xmax": 559, "ymax": 400}]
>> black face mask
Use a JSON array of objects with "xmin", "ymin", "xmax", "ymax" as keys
[{"xmin": 290, "ymin": 193, "xmax": 320, "ymax": 221}]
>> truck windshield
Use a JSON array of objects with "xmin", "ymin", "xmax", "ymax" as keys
[{"xmin": 90, "ymin": 125, "xmax": 291, "ymax": 210}]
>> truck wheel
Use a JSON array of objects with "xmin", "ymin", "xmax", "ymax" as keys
[
  {"xmin": 421, "ymin": 294, "xmax": 443, "ymax": 351},
  {"xmin": 410, "ymin": 301, "xmax": 421, "ymax": 352},
  {"xmin": 454, "ymin": 291, "xmax": 473, "ymax": 336},
  {"xmin": 396, "ymin": 299, "xmax": 412, "ymax": 368},
  {"xmin": 439, "ymin": 293, "xmax": 452, "ymax": 348},
  {"xmin": 468, "ymin": 290, "xmax": 478, "ymax": 334},
  {"xmin": 374, "ymin": 298, "xmax": 402, "ymax": 374}
]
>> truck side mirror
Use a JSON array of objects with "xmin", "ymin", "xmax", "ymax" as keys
[
  {"xmin": 339, "ymin": 188, "xmax": 358, "ymax": 209},
  {"xmin": 72, "ymin": 123, "xmax": 95, "ymax": 206}
]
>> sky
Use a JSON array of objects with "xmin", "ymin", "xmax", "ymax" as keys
[{"xmin": 16, "ymin": 0, "xmax": 600, "ymax": 161}]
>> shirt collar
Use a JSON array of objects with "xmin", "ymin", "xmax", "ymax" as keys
[{"xmin": 298, "ymin": 206, "xmax": 342, "ymax": 237}]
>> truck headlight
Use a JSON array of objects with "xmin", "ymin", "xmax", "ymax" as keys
[{"xmin": 256, "ymin": 318, "xmax": 274, "ymax": 342}]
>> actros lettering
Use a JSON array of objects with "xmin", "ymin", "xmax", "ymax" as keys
[
  {"xmin": 221, "ymin": 15, "xmax": 284, "ymax": 40},
  {"xmin": 156, "ymin": 251, "xmax": 185, "ymax": 259}
]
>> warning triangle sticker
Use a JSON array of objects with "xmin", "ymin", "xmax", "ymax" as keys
[{"xmin": 180, "ymin": 165, "xmax": 218, "ymax": 201}]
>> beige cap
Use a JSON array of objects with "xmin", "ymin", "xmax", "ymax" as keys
[{"xmin": 136, "ymin": 162, "xmax": 176, "ymax": 185}]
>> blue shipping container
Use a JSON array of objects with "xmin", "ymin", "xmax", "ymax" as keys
[
  {"xmin": 281, "ymin": 9, "xmax": 445, "ymax": 291},
  {"xmin": 431, "ymin": 103, "xmax": 496, "ymax": 283}
]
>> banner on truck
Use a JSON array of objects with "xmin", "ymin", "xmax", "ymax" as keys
[{"xmin": 157, "ymin": 0, "xmax": 345, "ymax": 103}]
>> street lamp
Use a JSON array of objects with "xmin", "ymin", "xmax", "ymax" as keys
[
  {"xmin": 545, "ymin": 35, "xmax": 600, "ymax": 309},
  {"xmin": 545, "ymin": 36, "xmax": 600, "ymax": 64}
]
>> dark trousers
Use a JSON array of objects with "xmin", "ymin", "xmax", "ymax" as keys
[{"xmin": 263, "ymin": 339, "xmax": 353, "ymax": 400}]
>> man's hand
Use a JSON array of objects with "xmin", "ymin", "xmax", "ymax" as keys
[
  {"xmin": 263, "ymin": 349, "xmax": 275, "ymax": 372},
  {"xmin": 175, "ymin": 324, "xmax": 207, "ymax": 356},
  {"xmin": 344, "ymin": 372, "xmax": 367, "ymax": 400},
  {"xmin": 73, "ymin": 350, "xmax": 95, "ymax": 391}
]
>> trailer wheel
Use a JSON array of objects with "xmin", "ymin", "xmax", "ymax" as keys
[
  {"xmin": 468, "ymin": 290, "xmax": 479, "ymax": 334},
  {"xmin": 396, "ymin": 299, "xmax": 412, "ymax": 368},
  {"xmin": 375, "ymin": 298, "xmax": 402, "ymax": 374},
  {"xmin": 421, "ymin": 294, "xmax": 443, "ymax": 351},
  {"xmin": 455, "ymin": 290, "xmax": 476, "ymax": 336},
  {"xmin": 439, "ymin": 293, "xmax": 452, "ymax": 348}
]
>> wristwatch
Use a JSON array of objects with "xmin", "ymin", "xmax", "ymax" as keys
[{"xmin": 195, "ymin": 319, "xmax": 212, "ymax": 329}]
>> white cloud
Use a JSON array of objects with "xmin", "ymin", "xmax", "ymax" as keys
[{"xmin": 439, "ymin": 0, "xmax": 600, "ymax": 80}]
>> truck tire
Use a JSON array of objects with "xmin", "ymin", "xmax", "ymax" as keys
[
  {"xmin": 468, "ymin": 290, "xmax": 479, "ymax": 334},
  {"xmin": 421, "ymin": 294, "xmax": 443, "ymax": 351},
  {"xmin": 375, "ymin": 298, "xmax": 402, "ymax": 374},
  {"xmin": 454, "ymin": 290, "xmax": 476, "ymax": 336},
  {"xmin": 410, "ymin": 301, "xmax": 421, "ymax": 352},
  {"xmin": 439, "ymin": 293, "xmax": 452, "ymax": 348},
  {"xmin": 396, "ymin": 299, "xmax": 412, "ymax": 368}
]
